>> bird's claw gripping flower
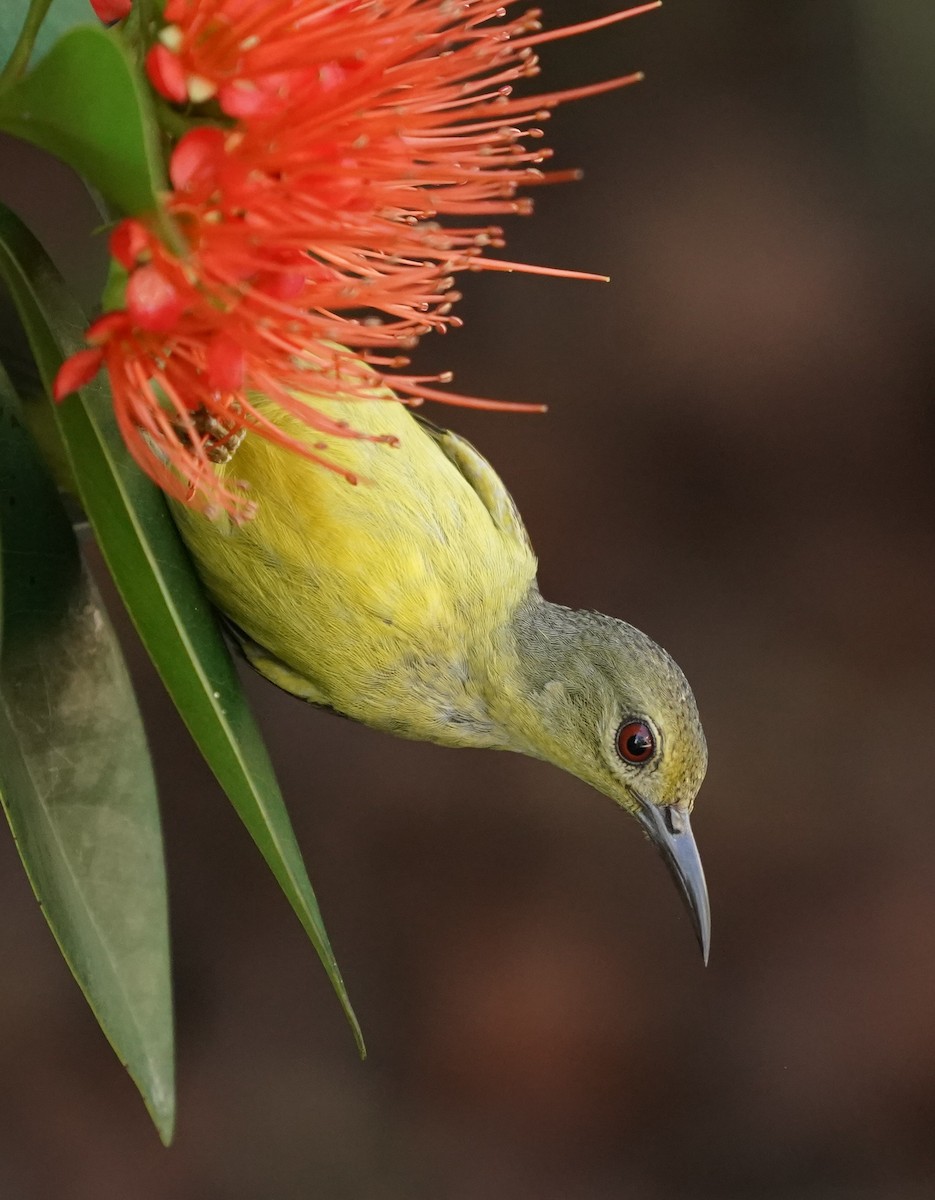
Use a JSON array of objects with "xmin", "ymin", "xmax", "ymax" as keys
[{"xmin": 55, "ymin": 0, "xmax": 661, "ymax": 517}]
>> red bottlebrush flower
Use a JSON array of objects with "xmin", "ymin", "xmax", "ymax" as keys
[
  {"xmin": 148, "ymin": 2, "xmax": 657, "ymax": 384},
  {"xmin": 58, "ymin": 1, "xmax": 660, "ymax": 514}
]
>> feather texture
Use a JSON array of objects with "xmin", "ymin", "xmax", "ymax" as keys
[
  {"xmin": 173, "ymin": 393, "xmax": 537, "ymax": 747},
  {"xmin": 173, "ymin": 385, "xmax": 712, "ymax": 954}
]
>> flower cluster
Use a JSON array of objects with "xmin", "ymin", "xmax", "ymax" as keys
[{"xmin": 61, "ymin": 0, "xmax": 657, "ymax": 516}]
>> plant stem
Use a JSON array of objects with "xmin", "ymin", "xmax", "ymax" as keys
[
  {"xmin": 0, "ymin": 0, "xmax": 54, "ymax": 91},
  {"xmin": 135, "ymin": 0, "xmax": 159, "ymax": 48}
]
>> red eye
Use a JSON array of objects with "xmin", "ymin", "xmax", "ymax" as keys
[{"xmin": 617, "ymin": 720, "xmax": 655, "ymax": 764}]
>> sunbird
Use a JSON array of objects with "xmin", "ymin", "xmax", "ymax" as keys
[{"xmin": 172, "ymin": 391, "xmax": 711, "ymax": 959}]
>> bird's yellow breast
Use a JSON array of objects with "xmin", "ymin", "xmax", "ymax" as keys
[{"xmin": 173, "ymin": 394, "xmax": 537, "ymax": 745}]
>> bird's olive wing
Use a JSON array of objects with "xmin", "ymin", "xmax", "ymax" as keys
[
  {"xmin": 413, "ymin": 414, "xmax": 534, "ymax": 556},
  {"xmin": 220, "ymin": 614, "xmax": 338, "ymax": 708}
]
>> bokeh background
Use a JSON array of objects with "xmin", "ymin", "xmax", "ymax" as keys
[{"xmin": 2, "ymin": 1, "xmax": 935, "ymax": 1196}]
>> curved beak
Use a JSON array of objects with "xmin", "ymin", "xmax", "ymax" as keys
[{"xmin": 632, "ymin": 795, "xmax": 711, "ymax": 964}]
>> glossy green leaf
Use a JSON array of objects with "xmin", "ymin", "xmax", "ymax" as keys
[
  {"xmin": 0, "ymin": 24, "xmax": 167, "ymax": 217},
  {"xmin": 0, "ymin": 203, "xmax": 364, "ymax": 1054},
  {"xmin": 0, "ymin": 474, "xmax": 3, "ymax": 662},
  {"xmin": 0, "ymin": 0, "xmax": 96, "ymax": 77},
  {"xmin": 0, "ymin": 373, "xmax": 174, "ymax": 1143}
]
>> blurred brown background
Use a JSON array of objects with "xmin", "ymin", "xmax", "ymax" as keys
[{"xmin": 3, "ymin": 1, "xmax": 935, "ymax": 1197}]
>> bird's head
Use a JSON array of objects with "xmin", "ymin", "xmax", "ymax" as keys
[{"xmin": 508, "ymin": 597, "xmax": 710, "ymax": 960}]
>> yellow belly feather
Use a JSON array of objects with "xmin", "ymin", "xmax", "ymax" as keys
[{"xmin": 173, "ymin": 394, "xmax": 537, "ymax": 745}]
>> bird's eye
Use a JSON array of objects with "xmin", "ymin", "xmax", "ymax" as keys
[{"xmin": 616, "ymin": 719, "xmax": 655, "ymax": 765}]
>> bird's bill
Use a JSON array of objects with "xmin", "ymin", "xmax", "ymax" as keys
[{"xmin": 631, "ymin": 795, "xmax": 711, "ymax": 964}]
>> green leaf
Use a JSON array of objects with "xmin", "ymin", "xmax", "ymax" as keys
[
  {"xmin": 0, "ymin": 0, "xmax": 96, "ymax": 76},
  {"xmin": 0, "ymin": 24, "xmax": 168, "ymax": 217},
  {"xmin": 0, "ymin": 372, "xmax": 175, "ymax": 1143},
  {"xmin": 0, "ymin": 203, "xmax": 365, "ymax": 1055}
]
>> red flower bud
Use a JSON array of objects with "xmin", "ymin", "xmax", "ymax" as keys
[
  {"xmin": 53, "ymin": 347, "xmax": 105, "ymax": 399},
  {"xmin": 110, "ymin": 219, "xmax": 149, "ymax": 270},
  {"xmin": 90, "ymin": 0, "xmax": 132, "ymax": 22},
  {"xmin": 126, "ymin": 265, "xmax": 186, "ymax": 333},
  {"xmin": 145, "ymin": 43, "xmax": 187, "ymax": 104},
  {"xmin": 170, "ymin": 127, "xmax": 227, "ymax": 193}
]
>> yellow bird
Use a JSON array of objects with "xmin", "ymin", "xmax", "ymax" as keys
[{"xmin": 172, "ymin": 390, "xmax": 711, "ymax": 958}]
